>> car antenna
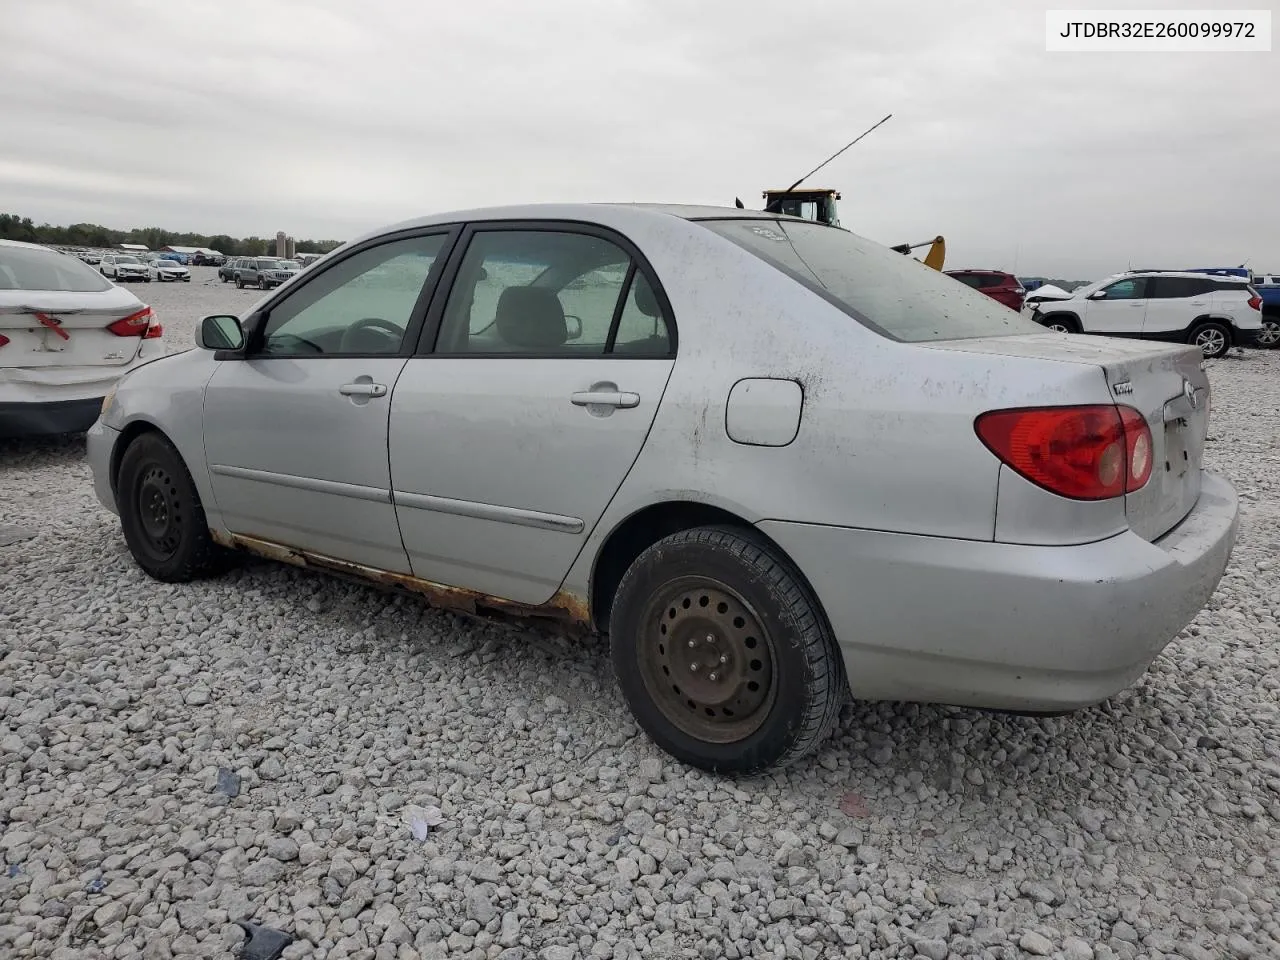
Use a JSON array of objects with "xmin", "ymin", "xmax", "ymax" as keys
[{"xmin": 763, "ymin": 113, "xmax": 893, "ymax": 213}]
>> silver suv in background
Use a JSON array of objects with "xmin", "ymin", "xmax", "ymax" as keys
[{"xmin": 1031, "ymin": 270, "xmax": 1263, "ymax": 357}]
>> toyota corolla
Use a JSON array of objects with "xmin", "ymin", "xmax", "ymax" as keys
[{"xmin": 86, "ymin": 204, "xmax": 1238, "ymax": 773}]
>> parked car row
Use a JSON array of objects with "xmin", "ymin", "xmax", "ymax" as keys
[
  {"xmin": 1025, "ymin": 270, "xmax": 1264, "ymax": 358},
  {"xmin": 942, "ymin": 264, "xmax": 1268, "ymax": 358}
]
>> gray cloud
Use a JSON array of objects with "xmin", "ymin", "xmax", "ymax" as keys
[{"xmin": 2, "ymin": 0, "xmax": 1275, "ymax": 276}]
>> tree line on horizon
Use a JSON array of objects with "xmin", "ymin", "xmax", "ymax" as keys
[{"xmin": 0, "ymin": 213, "xmax": 344, "ymax": 257}]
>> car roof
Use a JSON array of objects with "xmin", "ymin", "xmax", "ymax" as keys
[
  {"xmin": 357, "ymin": 202, "xmax": 811, "ymax": 246},
  {"xmin": 1128, "ymin": 270, "xmax": 1248, "ymax": 282}
]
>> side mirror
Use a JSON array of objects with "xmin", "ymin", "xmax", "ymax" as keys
[
  {"xmin": 565, "ymin": 315, "xmax": 583, "ymax": 341},
  {"xmin": 1087, "ymin": 290, "xmax": 1106, "ymax": 300},
  {"xmin": 199, "ymin": 314, "xmax": 244, "ymax": 351}
]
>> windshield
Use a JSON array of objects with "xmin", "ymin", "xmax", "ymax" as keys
[
  {"xmin": 117, "ymin": 256, "xmax": 141, "ymax": 264},
  {"xmin": 157, "ymin": 259, "xmax": 182, "ymax": 267},
  {"xmin": 279, "ymin": 261, "xmax": 300, "ymax": 270},
  {"xmin": 0, "ymin": 246, "xmax": 113, "ymax": 292},
  {"xmin": 702, "ymin": 219, "xmax": 1040, "ymax": 343}
]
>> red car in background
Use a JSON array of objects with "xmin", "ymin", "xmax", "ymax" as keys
[{"xmin": 945, "ymin": 269, "xmax": 1025, "ymax": 311}]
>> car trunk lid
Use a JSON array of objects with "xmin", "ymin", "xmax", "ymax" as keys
[
  {"xmin": 0, "ymin": 289, "xmax": 154, "ymax": 368},
  {"xmin": 925, "ymin": 333, "xmax": 1208, "ymax": 542}
]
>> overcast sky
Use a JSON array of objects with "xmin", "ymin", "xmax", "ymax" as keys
[{"xmin": 2, "ymin": 0, "xmax": 1275, "ymax": 277}]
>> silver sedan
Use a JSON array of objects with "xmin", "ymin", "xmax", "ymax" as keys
[{"xmin": 86, "ymin": 204, "xmax": 1238, "ymax": 773}]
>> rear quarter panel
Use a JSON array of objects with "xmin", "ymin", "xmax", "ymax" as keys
[{"xmin": 557, "ymin": 214, "xmax": 1116, "ymax": 599}]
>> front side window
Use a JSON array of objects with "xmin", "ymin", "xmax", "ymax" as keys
[
  {"xmin": 1099, "ymin": 278, "xmax": 1147, "ymax": 300},
  {"xmin": 705, "ymin": 219, "xmax": 1038, "ymax": 343},
  {"xmin": 258, "ymin": 234, "xmax": 446, "ymax": 356},
  {"xmin": 435, "ymin": 230, "xmax": 670, "ymax": 356}
]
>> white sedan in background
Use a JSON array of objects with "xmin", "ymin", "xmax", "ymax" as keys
[
  {"xmin": 85, "ymin": 204, "xmax": 1237, "ymax": 773},
  {"xmin": 1, "ymin": 239, "xmax": 165, "ymax": 437},
  {"xmin": 100, "ymin": 255, "xmax": 150, "ymax": 282},
  {"xmin": 148, "ymin": 259, "xmax": 191, "ymax": 282}
]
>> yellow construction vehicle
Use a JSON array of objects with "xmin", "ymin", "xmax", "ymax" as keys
[{"xmin": 754, "ymin": 187, "xmax": 946, "ymax": 271}]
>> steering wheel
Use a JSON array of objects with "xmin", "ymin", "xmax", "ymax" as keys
[{"xmin": 340, "ymin": 316, "xmax": 405, "ymax": 352}]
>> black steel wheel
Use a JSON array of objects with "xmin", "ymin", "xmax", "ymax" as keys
[
  {"xmin": 640, "ymin": 579, "xmax": 777, "ymax": 744},
  {"xmin": 610, "ymin": 525, "xmax": 845, "ymax": 774},
  {"xmin": 117, "ymin": 432, "xmax": 226, "ymax": 582}
]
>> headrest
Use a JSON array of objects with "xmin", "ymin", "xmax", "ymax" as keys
[
  {"xmin": 634, "ymin": 276, "xmax": 660, "ymax": 317},
  {"xmin": 495, "ymin": 287, "xmax": 567, "ymax": 349}
]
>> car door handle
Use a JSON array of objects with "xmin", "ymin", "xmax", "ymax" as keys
[
  {"xmin": 339, "ymin": 382, "xmax": 387, "ymax": 398},
  {"xmin": 571, "ymin": 390, "xmax": 640, "ymax": 408}
]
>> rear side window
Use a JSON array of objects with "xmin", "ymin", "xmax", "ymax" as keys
[
  {"xmin": 950, "ymin": 273, "xmax": 984, "ymax": 289},
  {"xmin": 1211, "ymin": 280, "xmax": 1250, "ymax": 295},
  {"xmin": 705, "ymin": 220, "xmax": 1038, "ymax": 343},
  {"xmin": 1148, "ymin": 277, "xmax": 1212, "ymax": 299},
  {"xmin": 0, "ymin": 246, "xmax": 112, "ymax": 292}
]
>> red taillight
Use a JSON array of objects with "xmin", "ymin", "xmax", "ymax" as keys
[
  {"xmin": 1248, "ymin": 296, "xmax": 1262, "ymax": 311},
  {"xmin": 142, "ymin": 322, "xmax": 164, "ymax": 339},
  {"xmin": 107, "ymin": 307, "xmax": 156, "ymax": 337},
  {"xmin": 975, "ymin": 404, "xmax": 1153, "ymax": 501},
  {"xmin": 0, "ymin": 334, "xmax": 9, "ymax": 348}
]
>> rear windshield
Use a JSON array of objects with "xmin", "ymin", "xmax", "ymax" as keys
[
  {"xmin": 702, "ymin": 219, "xmax": 1040, "ymax": 343},
  {"xmin": 0, "ymin": 246, "xmax": 112, "ymax": 292}
]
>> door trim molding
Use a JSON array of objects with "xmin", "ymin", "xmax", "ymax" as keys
[
  {"xmin": 209, "ymin": 463, "xmax": 391, "ymax": 504},
  {"xmin": 393, "ymin": 490, "xmax": 584, "ymax": 534}
]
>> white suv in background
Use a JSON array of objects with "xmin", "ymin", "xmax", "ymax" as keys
[
  {"xmin": 0, "ymin": 240, "xmax": 166, "ymax": 437},
  {"xmin": 1031, "ymin": 270, "xmax": 1263, "ymax": 358}
]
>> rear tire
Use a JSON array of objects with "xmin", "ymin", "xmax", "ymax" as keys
[
  {"xmin": 1256, "ymin": 317, "xmax": 1280, "ymax": 349},
  {"xmin": 609, "ymin": 525, "xmax": 845, "ymax": 774},
  {"xmin": 117, "ymin": 432, "xmax": 226, "ymax": 583},
  {"xmin": 1190, "ymin": 321, "xmax": 1231, "ymax": 358}
]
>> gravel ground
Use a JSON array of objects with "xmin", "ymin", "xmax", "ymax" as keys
[{"xmin": 1, "ymin": 281, "xmax": 1278, "ymax": 959}]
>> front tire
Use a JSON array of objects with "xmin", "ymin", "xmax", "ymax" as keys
[
  {"xmin": 235, "ymin": 275, "xmax": 244, "ymax": 289},
  {"xmin": 117, "ymin": 433, "xmax": 225, "ymax": 583},
  {"xmin": 258, "ymin": 276, "xmax": 267, "ymax": 290},
  {"xmin": 610, "ymin": 526, "xmax": 845, "ymax": 774},
  {"xmin": 1190, "ymin": 321, "xmax": 1231, "ymax": 358}
]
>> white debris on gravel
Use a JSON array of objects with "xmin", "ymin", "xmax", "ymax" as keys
[{"xmin": 1, "ymin": 278, "xmax": 1278, "ymax": 958}]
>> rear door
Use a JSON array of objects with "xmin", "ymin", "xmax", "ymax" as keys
[
  {"xmin": 1142, "ymin": 276, "xmax": 1208, "ymax": 337},
  {"xmin": 388, "ymin": 223, "xmax": 677, "ymax": 605},
  {"xmin": 1080, "ymin": 276, "xmax": 1147, "ymax": 335}
]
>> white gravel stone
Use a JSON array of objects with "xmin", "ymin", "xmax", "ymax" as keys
[{"xmin": 1, "ymin": 304, "xmax": 1278, "ymax": 959}]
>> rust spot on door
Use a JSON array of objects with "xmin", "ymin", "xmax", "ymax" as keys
[{"xmin": 209, "ymin": 530, "xmax": 592, "ymax": 634}]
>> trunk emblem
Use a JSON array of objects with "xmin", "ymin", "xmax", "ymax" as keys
[{"xmin": 1112, "ymin": 380, "xmax": 1134, "ymax": 395}]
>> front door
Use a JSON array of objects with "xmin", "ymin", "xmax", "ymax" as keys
[
  {"xmin": 388, "ymin": 225, "xmax": 677, "ymax": 604},
  {"xmin": 1081, "ymin": 276, "xmax": 1147, "ymax": 336},
  {"xmin": 201, "ymin": 230, "xmax": 453, "ymax": 572}
]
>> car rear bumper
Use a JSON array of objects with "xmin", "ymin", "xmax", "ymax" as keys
[
  {"xmin": 758, "ymin": 471, "xmax": 1238, "ymax": 711},
  {"xmin": 86, "ymin": 420, "xmax": 121, "ymax": 513},
  {"xmin": 0, "ymin": 396, "xmax": 104, "ymax": 438}
]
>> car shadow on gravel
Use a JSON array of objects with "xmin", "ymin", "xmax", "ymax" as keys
[{"xmin": 0, "ymin": 432, "xmax": 87, "ymax": 466}]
